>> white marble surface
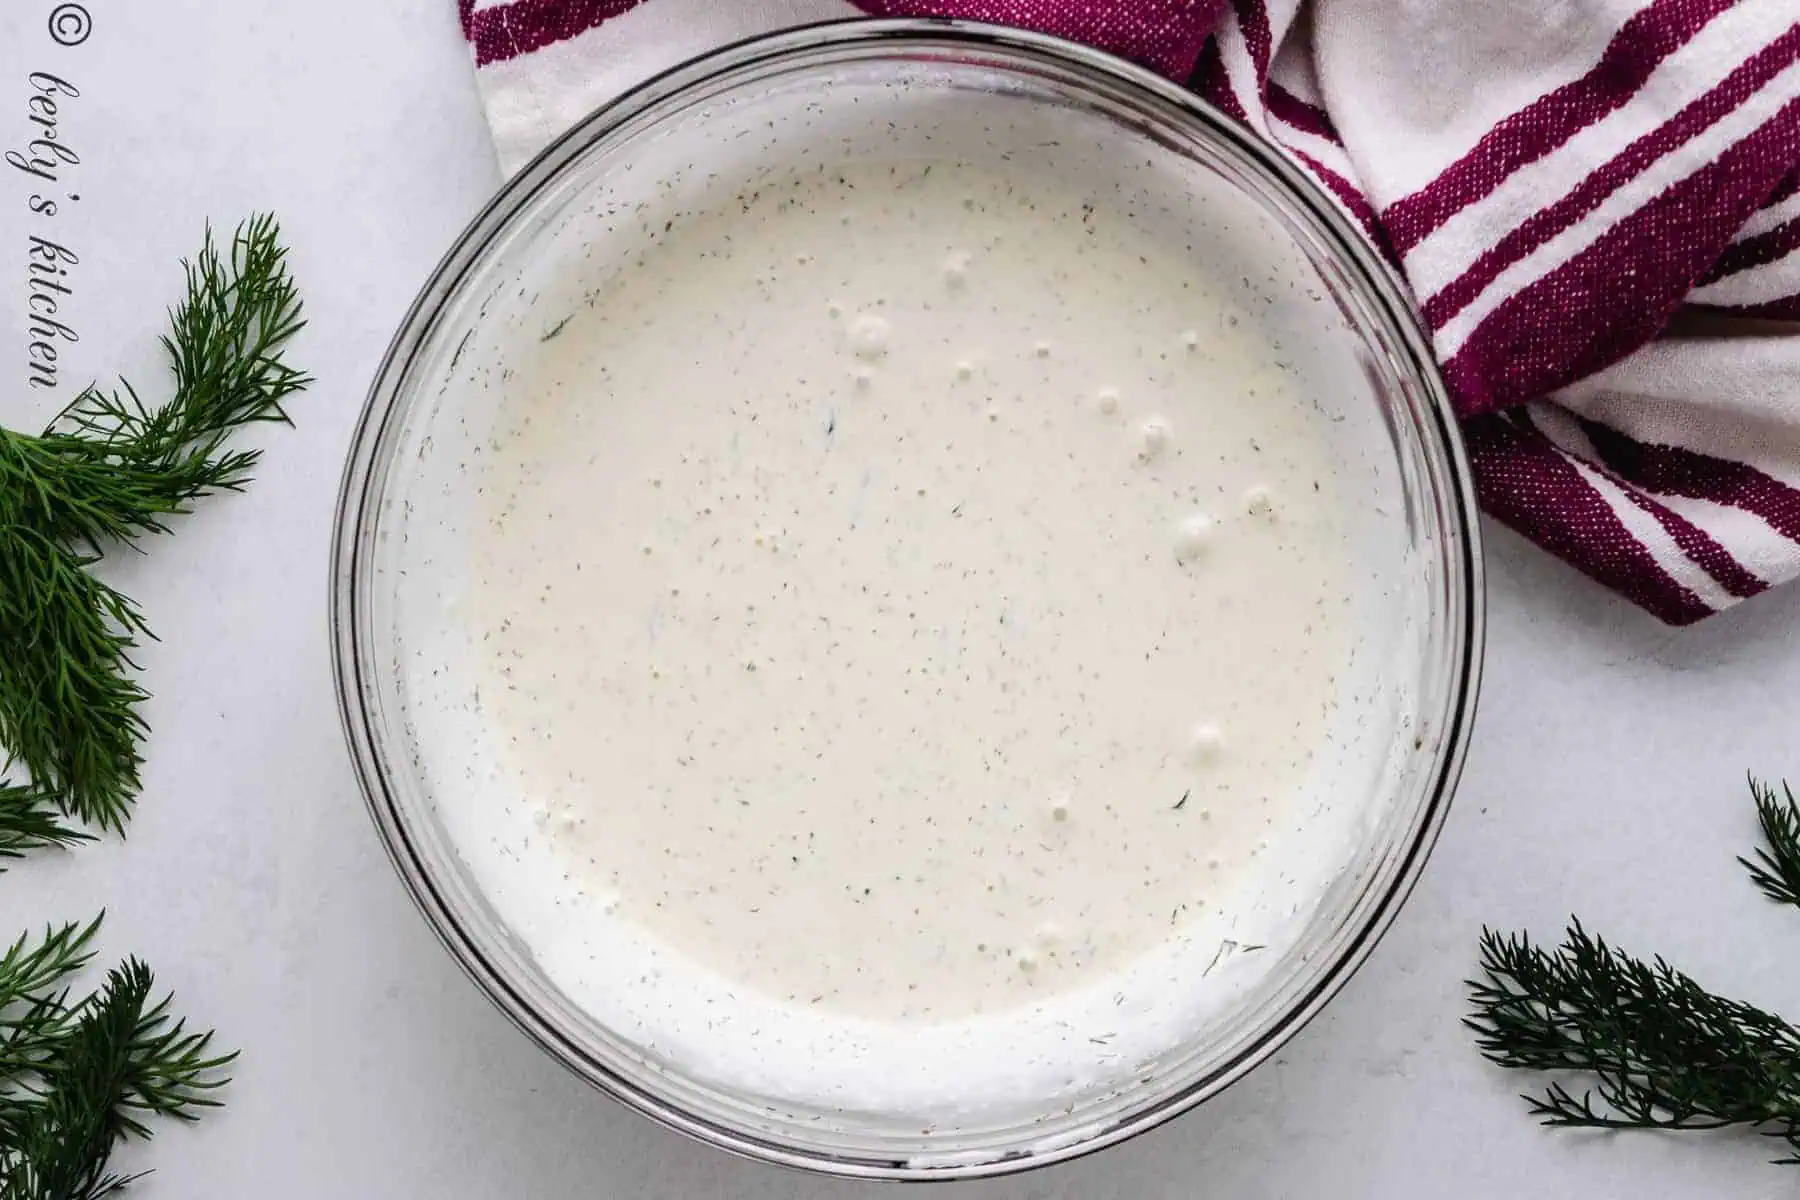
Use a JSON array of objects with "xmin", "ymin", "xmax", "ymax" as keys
[{"xmin": 5, "ymin": 2, "xmax": 1800, "ymax": 1196}]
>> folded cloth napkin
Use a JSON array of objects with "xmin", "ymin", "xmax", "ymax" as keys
[{"xmin": 456, "ymin": 0, "xmax": 1800, "ymax": 624}]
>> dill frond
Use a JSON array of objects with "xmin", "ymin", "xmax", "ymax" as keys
[
  {"xmin": 1740, "ymin": 775, "xmax": 1800, "ymax": 910},
  {"xmin": 0, "ymin": 917, "xmax": 232, "ymax": 1199},
  {"xmin": 0, "ymin": 785, "xmax": 90, "ymax": 862},
  {"xmin": 0, "ymin": 214, "xmax": 307, "ymax": 839},
  {"xmin": 1470, "ymin": 777, "xmax": 1800, "ymax": 1165}
]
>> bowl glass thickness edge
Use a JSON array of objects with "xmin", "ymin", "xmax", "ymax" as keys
[{"xmin": 330, "ymin": 18, "xmax": 1485, "ymax": 1181}]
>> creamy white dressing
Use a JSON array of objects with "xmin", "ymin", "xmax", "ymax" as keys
[
  {"xmin": 468, "ymin": 158, "xmax": 1346, "ymax": 1020},
  {"xmin": 387, "ymin": 91, "xmax": 1424, "ymax": 1124}
]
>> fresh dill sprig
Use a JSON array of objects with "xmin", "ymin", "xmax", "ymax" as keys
[
  {"xmin": 1739, "ymin": 776, "xmax": 1800, "ymax": 909},
  {"xmin": 0, "ymin": 916, "xmax": 233, "ymax": 1200},
  {"xmin": 1467, "ymin": 921, "xmax": 1800, "ymax": 1159},
  {"xmin": 1469, "ymin": 775, "xmax": 1800, "ymax": 1164},
  {"xmin": 0, "ymin": 214, "xmax": 307, "ymax": 840},
  {"xmin": 0, "ymin": 785, "xmax": 90, "ymax": 862},
  {"xmin": 0, "ymin": 527, "xmax": 152, "ymax": 836}
]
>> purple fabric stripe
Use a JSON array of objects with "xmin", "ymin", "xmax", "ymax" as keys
[
  {"xmin": 1618, "ymin": 478, "xmax": 1766, "ymax": 598},
  {"xmin": 1700, "ymin": 215, "xmax": 1800, "ymax": 284},
  {"xmin": 1533, "ymin": 411, "xmax": 1762, "ymax": 600},
  {"xmin": 856, "ymin": 0, "xmax": 1224, "ymax": 81},
  {"xmin": 1189, "ymin": 34, "xmax": 1251, "ymax": 123},
  {"xmin": 1267, "ymin": 81, "xmax": 1340, "ymax": 143},
  {"xmin": 1465, "ymin": 411, "xmax": 1713, "ymax": 624},
  {"xmin": 1383, "ymin": 0, "xmax": 1736, "ymax": 255},
  {"xmin": 1231, "ymin": 0, "xmax": 1271, "ymax": 77},
  {"xmin": 1423, "ymin": 27, "xmax": 1800, "ymax": 331},
  {"xmin": 1765, "ymin": 167, "xmax": 1800, "ymax": 206},
  {"xmin": 1577, "ymin": 413, "xmax": 1800, "ymax": 545},
  {"xmin": 1443, "ymin": 92, "xmax": 1800, "ymax": 416},
  {"xmin": 465, "ymin": 0, "xmax": 644, "ymax": 66},
  {"xmin": 1290, "ymin": 145, "xmax": 1386, "ymax": 248}
]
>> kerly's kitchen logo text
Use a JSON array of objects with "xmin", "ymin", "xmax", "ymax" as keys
[{"xmin": 9, "ymin": 4, "xmax": 91, "ymax": 391}]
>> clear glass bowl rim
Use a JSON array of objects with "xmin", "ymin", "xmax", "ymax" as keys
[{"xmin": 330, "ymin": 15, "xmax": 1486, "ymax": 1182}]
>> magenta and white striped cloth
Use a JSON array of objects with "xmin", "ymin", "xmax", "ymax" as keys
[{"xmin": 456, "ymin": 0, "xmax": 1800, "ymax": 624}]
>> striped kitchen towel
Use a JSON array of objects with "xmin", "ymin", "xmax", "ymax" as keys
[{"xmin": 456, "ymin": 0, "xmax": 1800, "ymax": 624}]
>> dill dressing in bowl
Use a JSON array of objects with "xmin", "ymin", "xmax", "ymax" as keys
[{"xmin": 335, "ymin": 23, "xmax": 1479, "ymax": 1177}]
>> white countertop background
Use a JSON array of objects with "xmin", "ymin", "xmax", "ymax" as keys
[{"xmin": 6, "ymin": 2, "xmax": 1800, "ymax": 1196}]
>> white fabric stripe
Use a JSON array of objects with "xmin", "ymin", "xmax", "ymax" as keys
[
  {"xmin": 1214, "ymin": 7, "xmax": 1268, "ymax": 132},
  {"xmin": 1570, "ymin": 457, "xmax": 1738, "ymax": 612},
  {"xmin": 1266, "ymin": 9, "xmax": 1324, "ymax": 105},
  {"xmin": 1640, "ymin": 492, "xmax": 1785, "ymax": 584},
  {"xmin": 1528, "ymin": 409, "xmax": 1739, "ymax": 611},
  {"xmin": 1525, "ymin": 404, "xmax": 1789, "ymax": 584},
  {"xmin": 1566, "ymin": 391, "xmax": 1800, "ymax": 494},
  {"xmin": 1529, "ymin": 401, "xmax": 1603, "ymax": 462},
  {"xmin": 1553, "ymin": 338, "xmax": 1800, "ymax": 494},
  {"xmin": 1404, "ymin": 0, "xmax": 1795, "ymax": 302},
  {"xmin": 1269, "ymin": 116, "xmax": 1358, "ymax": 183},
  {"xmin": 1269, "ymin": 116, "xmax": 1376, "ymax": 230},
  {"xmin": 1220, "ymin": 0, "xmax": 1311, "ymax": 130},
  {"xmin": 1435, "ymin": 56, "xmax": 1800, "ymax": 357},
  {"xmin": 1737, "ymin": 187, "xmax": 1800, "ymax": 240},
  {"xmin": 1689, "ymin": 246, "xmax": 1800, "ymax": 305},
  {"xmin": 1260, "ymin": 0, "xmax": 1307, "ymax": 54}
]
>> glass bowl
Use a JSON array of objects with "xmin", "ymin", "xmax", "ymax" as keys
[{"xmin": 331, "ymin": 18, "xmax": 1483, "ymax": 1181}]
